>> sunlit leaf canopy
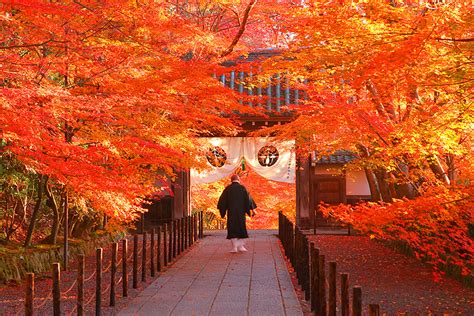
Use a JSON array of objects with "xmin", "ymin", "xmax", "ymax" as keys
[{"xmin": 0, "ymin": 0, "xmax": 472, "ymax": 230}]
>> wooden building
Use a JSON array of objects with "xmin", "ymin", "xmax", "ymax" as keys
[{"xmin": 145, "ymin": 49, "xmax": 371, "ymax": 229}]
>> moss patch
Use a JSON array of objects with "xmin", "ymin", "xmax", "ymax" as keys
[{"xmin": 0, "ymin": 232, "xmax": 125, "ymax": 284}]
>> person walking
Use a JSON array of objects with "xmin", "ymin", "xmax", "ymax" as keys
[{"xmin": 217, "ymin": 174, "xmax": 257, "ymax": 253}]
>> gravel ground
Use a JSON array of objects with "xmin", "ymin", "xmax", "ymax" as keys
[{"xmin": 284, "ymin": 234, "xmax": 473, "ymax": 316}]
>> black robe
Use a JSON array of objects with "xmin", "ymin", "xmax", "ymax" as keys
[{"xmin": 217, "ymin": 182, "xmax": 257, "ymax": 239}]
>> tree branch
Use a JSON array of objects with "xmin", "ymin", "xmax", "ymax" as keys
[
  {"xmin": 219, "ymin": 0, "xmax": 257, "ymax": 57},
  {"xmin": 435, "ymin": 37, "xmax": 474, "ymax": 42}
]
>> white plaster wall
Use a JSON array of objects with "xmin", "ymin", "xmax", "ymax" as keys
[{"xmin": 346, "ymin": 170, "xmax": 370, "ymax": 195}]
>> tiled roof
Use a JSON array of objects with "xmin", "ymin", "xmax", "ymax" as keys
[{"xmin": 221, "ymin": 48, "xmax": 282, "ymax": 66}]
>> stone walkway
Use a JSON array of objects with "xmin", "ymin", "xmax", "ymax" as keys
[{"xmin": 118, "ymin": 230, "xmax": 303, "ymax": 316}]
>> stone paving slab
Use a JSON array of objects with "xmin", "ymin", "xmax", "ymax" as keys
[{"xmin": 118, "ymin": 230, "xmax": 303, "ymax": 316}]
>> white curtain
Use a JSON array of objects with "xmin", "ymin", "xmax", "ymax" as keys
[
  {"xmin": 191, "ymin": 137, "xmax": 243, "ymax": 184},
  {"xmin": 242, "ymin": 138, "xmax": 295, "ymax": 183},
  {"xmin": 191, "ymin": 137, "xmax": 295, "ymax": 184}
]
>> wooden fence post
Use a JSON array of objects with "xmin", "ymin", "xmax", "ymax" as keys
[
  {"xmin": 52, "ymin": 263, "xmax": 60, "ymax": 316},
  {"xmin": 25, "ymin": 273, "xmax": 34, "ymax": 316},
  {"xmin": 169, "ymin": 221, "xmax": 173, "ymax": 262},
  {"xmin": 151, "ymin": 228, "xmax": 155, "ymax": 277},
  {"xmin": 194, "ymin": 214, "xmax": 198, "ymax": 242},
  {"xmin": 369, "ymin": 304, "xmax": 380, "ymax": 316},
  {"xmin": 319, "ymin": 254, "xmax": 327, "ymax": 316},
  {"xmin": 329, "ymin": 262, "xmax": 337, "ymax": 316},
  {"xmin": 142, "ymin": 232, "xmax": 147, "ymax": 282},
  {"xmin": 177, "ymin": 219, "xmax": 181, "ymax": 256},
  {"xmin": 133, "ymin": 235, "xmax": 138, "ymax": 289},
  {"xmin": 163, "ymin": 223, "xmax": 168, "ymax": 267},
  {"xmin": 175, "ymin": 220, "xmax": 179, "ymax": 257},
  {"xmin": 304, "ymin": 235, "xmax": 310, "ymax": 301},
  {"xmin": 341, "ymin": 273, "xmax": 349, "ymax": 316},
  {"xmin": 96, "ymin": 248, "xmax": 103, "ymax": 316},
  {"xmin": 181, "ymin": 217, "xmax": 185, "ymax": 252},
  {"xmin": 278, "ymin": 211, "xmax": 282, "ymax": 240},
  {"xmin": 173, "ymin": 220, "xmax": 177, "ymax": 258},
  {"xmin": 199, "ymin": 211, "xmax": 203, "ymax": 239},
  {"xmin": 63, "ymin": 194, "xmax": 69, "ymax": 271},
  {"xmin": 190, "ymin": 215, "xmax": 194, "ymax": 245},
  {"xmin": 184, "ymin": 217, "xmax": 188, "ymax": 250},
  {"xmin": 122, "ymin": 239, "xmax": 128, "ymax": 297},
  {"xmin": 294, "ymin": 227, "xmax": 300, "ymax": 284},
  {"xmin": 157, "ymin": 226, "xmax": 162, "ymax": 272},
  {"xmin": 188, "ymin": 216, "xmax": 192, "ymax": 248},
  {"xmin": 290, "ymin": 222, "xmax": 295, "ymax": 268},
  {"xmin": 78, "ymin": 254, "xmax": 85, "ymax": 316},
  {"xmin": 310, "ymin": 244, "xmax": 320, "ymax": 314},
  {"xmin": 110, "ymin": 243, "xmax": 117, "ymax": 307},
  {"xmin": 352, "ymin": 286, "xmax": 362, "ymax": 316}
]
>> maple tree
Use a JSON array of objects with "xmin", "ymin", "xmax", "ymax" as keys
[
  {"xmin": 0, "ymin": 0, "xmax": 279, "ymax": 244},
  {"xmin": 0, "ymin": 0, "xmax": 471, "ymax": 282},
  {"xmin": 254, "ymin": 0, "xmax": 473, "ymax": 275}
]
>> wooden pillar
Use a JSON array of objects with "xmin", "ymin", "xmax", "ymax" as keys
[
  {"xmin": 296, "ymin": 154, "xmax": 311, "ymax": 228},
  {"xmin": 266, "ymin": 76, "xmax": 272, "ymax": 111},
  {"xmin": 248, "ymin": 70, "xmax": 253, "ymax": 107}
]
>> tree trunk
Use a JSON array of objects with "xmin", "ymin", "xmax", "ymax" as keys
[
  {"xmin": 50, "ymin": 205, "xmax": 60, "ymax": 245},
  {"xmin": 393, "ymin": 162, "xmax": 418, "ymax": 199},
  {"xmin": 427, "ymin": 154, "xmax": 451, "ymax": 185},
  {"xmin": 375, "ymin": 169, "xmax": 393, "ymax": 202},
  {"xmin": 364, "ymin": 168, "xmax": 382, "ymax": 201},
  {"xmin": 24, "ymin": 175, "xmax": 45, "ymax": 247},
  {"xmin": 45, "ymin": 181, "xmax": 60, "ymax": 245},
  {"xmin": 356, "ymin": 144, "xmax": 382, "ymax": 201},
  {"xmin": 4, "ymin": 201, "xmax": 19, "ymax": 241},
  {"xmin": 445, "ymin": 154, "xmax": 456, "ymax": 183}
]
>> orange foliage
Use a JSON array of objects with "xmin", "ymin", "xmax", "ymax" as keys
[
  {"xmin": 192, "ymin": 168, "xmax": 295, "ymax": 229},
  {"xmin": 321, "ymin": 185, "xmax": 474, "ymax": 277},
  {"xmin": 0, "ymin": 0, "xmax": 285, "ymax": 221}
]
